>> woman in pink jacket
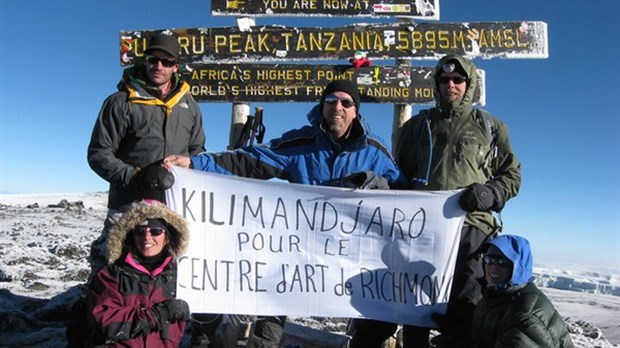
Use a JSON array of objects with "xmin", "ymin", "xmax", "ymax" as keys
[{"xmin": 85, "ymin": 200, "xmax": 190, "ymax": 347}]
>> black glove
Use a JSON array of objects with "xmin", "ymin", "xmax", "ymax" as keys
[
  {"xmin": 431, "ymin": 312, "xmax": 461, "ymax": 334},
  {"xmin": 134, "ymin": 162, "xmax": 174, "ymax": 190},
  {"xmin": 341, "ymin": 171, "xmax": 390, "ymax": 190},
  {"xmin": 430, "ymin": 333, "xmax": 471, "ymax": 348},
  {"xmin": 150, "ymin": 299, "xmax": 190, "ymax": 329},
  {"xmin": 458, "ymin": 182, "xmax": 505, "ymax": 212}
]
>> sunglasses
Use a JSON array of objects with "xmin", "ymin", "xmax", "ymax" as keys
[
  {"xmin": 132, "ymin": 226, "xmax": 167, "ymax": 237},
  {"xmin": 145, "ymin": 55, "xmax": 177, "ymax": 68},
  {"xmin": 324, "ymin": 95, "xmax": 355, "ymax": 109},
  {"xmin": 438, "ymin": 76, "xmax": 468, "ymax": 84},
  {"xmin": 483, "ymin": 255, "xmax": 512, "ymax": 267}
]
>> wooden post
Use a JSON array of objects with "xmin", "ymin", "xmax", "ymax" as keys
[
  {"xmin": 228, "ymin": 102, "xmax": 250, "ymax": 150},
  {"xmin": 392, "ymin": 17, "xmax": 414, "ymax": 153},
  {"xmin": 392, "ymin": 58, "xmax": 413, "ymax": 154},
  {"xmin": 227, "ymin": 16, "xmax": 255, "ymax": 150}
]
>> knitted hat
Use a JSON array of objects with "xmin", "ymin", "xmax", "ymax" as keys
[
  {"xmin": 320, "ymin": 80, "xmax": 361, "ymax": 112},
  {"xmin": 145, "ymin": 34, "xmax": 180, "ymax": 60}
]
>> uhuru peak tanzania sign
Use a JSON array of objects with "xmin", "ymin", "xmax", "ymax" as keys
[
  {"xmin": 120, "ymin": 22, "xmax": 548, "ymax": 64},
  {"xmin": 211, "ymin": 0, "xmax": 439, "ymax": 19},
  {"xmin": 180, "ymin": 63, "xmax": 485, "ymax": 104}
]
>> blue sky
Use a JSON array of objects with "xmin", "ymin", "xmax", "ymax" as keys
[{"xmin": 1, "ymin": 0, "xmax": 618, "ymax": 270}]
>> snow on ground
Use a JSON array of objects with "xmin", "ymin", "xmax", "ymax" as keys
[
  {"xmin": 543, "ymin": 287, "xmax": 620, "ymax": 345},
  {"xmin": 0, "ymin": 192, "xmax": 109, "ymax": 210},
  {"xmin": 0, "ymin": 192, "xmax": 618, "ymax": 347}
]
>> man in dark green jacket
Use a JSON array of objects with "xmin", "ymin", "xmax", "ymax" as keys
[
  {"xmin": 87, "ymin": 34, "xmax": 206, "ymax": 277},
  {"xmin": 350, "ymin": 54, "xmax": 521, "ymax": 347}
]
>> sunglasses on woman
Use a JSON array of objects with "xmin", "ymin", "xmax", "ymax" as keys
[
  {"xmin": 132, "ymin": 226, "xmax": 167, "ymax": 237},
  {"xmin": 483, "ymin": 254, "xmax": 512, "ymax": 267}
]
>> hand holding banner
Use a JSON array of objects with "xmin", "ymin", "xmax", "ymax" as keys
[{"xmin": 166, "ymin": 166, "xmax": 465, "ymax": 327}]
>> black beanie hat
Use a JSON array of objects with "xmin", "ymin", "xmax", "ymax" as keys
[
  {"xmin": 145, "ymin": 34, "xmax": 180, "ymax": 60},
  {"xmin": 320, "ymin": 80, "xmax": 361, "ymax": 112}
]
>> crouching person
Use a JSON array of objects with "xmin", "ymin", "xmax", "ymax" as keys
[
  {"xmin": 435, "ymin": 234, "xmax": 574, "ymax": 348},
  {"xmin": 472, "ymin": 234, "xmax": 574, "ymax": 347},
  {"xmin": 85, "ymin": 200, "xmax": 190, "ymax": 347}
]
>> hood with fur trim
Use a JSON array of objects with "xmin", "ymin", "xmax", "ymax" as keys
[{"xmin": 107, "ymin": 200, "xmax": 189, "ymax": 263}]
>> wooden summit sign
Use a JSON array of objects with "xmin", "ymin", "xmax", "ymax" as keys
[
  {"xmin": 211, "ymin": 0, "xmax": 439, "ymax": 19},
  {"xmin": 183, "ymin": 63, "xmax": 484, "ymax": 104},
  {"xmin": 120, "ymin": 21, "xmax": 548, "ymax": 65}
]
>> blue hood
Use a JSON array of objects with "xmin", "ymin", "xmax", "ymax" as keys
[{"xmin": 484, "ymin": 234, "xmax": 533, "ymax": 286}]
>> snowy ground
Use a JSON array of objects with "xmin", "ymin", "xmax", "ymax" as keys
[
  {"xmin": 0, "ymin": 192, "xmax": 618, "ymax": 347},
  {"xmin": 543, "ymin": 287, "xmax": 620, "ymax": 344}
]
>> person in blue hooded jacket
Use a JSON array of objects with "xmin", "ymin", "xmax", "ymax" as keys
[
  {"xmin": 164, "ymin": 79, "xmax": 406, "ymax": 348},
  {"xmin": 434, "ymin": 234, "xmax": 575, "ymax": 348}
]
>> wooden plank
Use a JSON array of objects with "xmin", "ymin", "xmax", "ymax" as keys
[
  {"xmin": 181, "ymin": 63, "xmax": 485, "ymax": 105},
  {"xmin": 120, "ymin": 21, "xmax": 548, "ymax": 65},
  {"xmin": 210, "ymin": 0, "xmax": 439, "ymax": 20}
]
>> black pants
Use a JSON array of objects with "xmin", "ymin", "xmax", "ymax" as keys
[
  {"xmin": 251, "ymin": 316, "xmax": 287, "ymax": 348},
  {"xmin": 191, "ymin": 313, "xmax": 223, "ymax": 344},
  {"xmin": 444, "ymin": 225, "xmax": 487, "ymax": 336},
  {"xmin": 349, "ymin": 320, "xmax": 430, "ymax": 348},
  {"xmin": 349, "ymin": 225, "xmax": 489, "ymax": 347}
]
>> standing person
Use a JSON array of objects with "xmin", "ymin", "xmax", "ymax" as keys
[
  {"xmin": 350, "ymin": 54, "xmax": 522, "ymax": 347},
  {"xmin": 84, "ymin": 199, "xmax": 191, "ymax": 347},
  {"xmin": 468, "ymin": 234, "xmax": 574, "ymax": 348},
  {"xmin": 164, "ymin": 79, "xmax": 406, "ymax": 348},
  {"xmin": 87, "ymin": 33, "xmax": 206, "ymax": 277}
]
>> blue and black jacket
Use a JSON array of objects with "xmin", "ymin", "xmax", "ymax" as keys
[{"xmin": 191, "ymin": 105, "xmax": 406, "ymax": 187}]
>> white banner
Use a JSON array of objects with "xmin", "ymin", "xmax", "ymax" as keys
[{"xmin": 166, "ymin": 166, "xmax": 465, "ymax": 327}]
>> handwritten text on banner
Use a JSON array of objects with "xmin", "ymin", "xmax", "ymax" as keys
[{"xmin": 166, "ymin": 167, "xmax": 465, "ymax": 327}]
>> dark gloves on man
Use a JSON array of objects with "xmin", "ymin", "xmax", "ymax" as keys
[
  {"xmin": 430, "ymin": 333, "xmax": 471, "ymax": 348},
  {"xmin": 459, "ymin": 182, "xmax": 505, "ymax": 212},
  {"xmin": 134, "ymin": 162, "xmax": 174, "ymax": 190},
  {"xmin": 150, "ymin": 299, "xmax": 190, "ymax": 330},
  {"xmin": 430, "ymin": 313, "xmax": 471, "ymax": 348},
  {"xmin": 341, "ymin": 171, "xmax": 390, "ymax": 190}
]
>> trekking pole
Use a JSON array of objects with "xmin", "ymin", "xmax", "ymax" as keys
[{"xmin": 248, "ymin": 107, "xmax": 265, "ymax": 146}]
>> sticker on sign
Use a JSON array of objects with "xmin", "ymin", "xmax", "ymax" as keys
[{"xmin": 373, "ymin": 4, "xmax": 412, "ymax": 13}]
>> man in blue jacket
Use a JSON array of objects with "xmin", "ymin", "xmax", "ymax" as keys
[
  {"xmin": 166, "ymin": 80, "xmax": 403, "ymax": 188},
  {"xmin": 165, "ymin": 79, "xmax": 405, "ymax": 347}
]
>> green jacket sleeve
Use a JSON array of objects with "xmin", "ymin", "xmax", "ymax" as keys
[{"xmin": 488, "ymin": 120, "xmax": 521, "ymax": 207}]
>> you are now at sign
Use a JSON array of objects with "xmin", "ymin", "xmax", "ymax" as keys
[{"xmin": 166, "ymin": 167, "xmax": 465, "ymax": 327}]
